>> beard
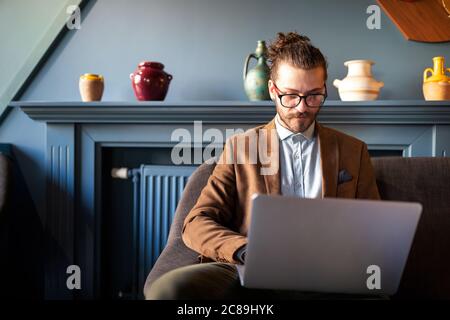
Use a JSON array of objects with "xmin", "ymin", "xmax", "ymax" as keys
[{"xmin": 277, "ymin": 107, "xmax": 320, "ymax": 133}]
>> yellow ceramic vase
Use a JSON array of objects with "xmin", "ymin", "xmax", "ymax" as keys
[
  {"xmin": 423, "ymin": 57, "xmax": 450, "ymax": 83},
  {"xmin": 423, "ymin": 57, "xmax": 450, "ymax": 101},
  {"xmin": 423, "ymin": 81, "xmax": 450, "ymax": 101},
  {"xmin": 79, "ymin": 73, "xmax": 104, "ymax": 102}
]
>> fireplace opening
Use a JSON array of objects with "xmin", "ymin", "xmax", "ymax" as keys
[
  {"xmin": 368, "ymin": 149, "xmax": 403, "ymax": 157},
  {"xmin": 100, "ymin": 146, "xmax": 214, "ymax": 299}
]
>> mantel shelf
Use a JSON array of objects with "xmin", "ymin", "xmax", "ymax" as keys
[{"xmin": 10, "ymin": 100, "xmax": 450, "ymax": 124}]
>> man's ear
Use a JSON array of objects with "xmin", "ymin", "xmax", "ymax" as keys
[{"xmin": 268, "ymin": 79, "xmax": 276, "ymax": 101}]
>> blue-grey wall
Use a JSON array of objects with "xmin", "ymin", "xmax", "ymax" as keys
[{"xmin": 2, "ymin": 0, "xmax": 450, "ymax": 216}]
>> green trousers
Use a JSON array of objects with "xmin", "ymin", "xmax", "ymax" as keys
[{"xmin": 145, "ymin": 262, "xmax": 386, "ymax": 300}]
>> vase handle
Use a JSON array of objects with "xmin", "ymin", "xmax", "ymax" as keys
[
  {"xmin": 243, "ymin": 54, "xmax": 256, "ymax": 82},
  {"xmin": 446, "ymin": 68, "xmax": 450, "ymax": 78},
  {"xmin": 333, "ymin": 79, "xmax": 341, "ymax": 89},
  {"xmin": 423, "ymin": 68, "xmax": 434, "ymax": 82}
]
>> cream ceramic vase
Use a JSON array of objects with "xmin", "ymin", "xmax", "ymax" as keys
[{"xmin": 333, "ymin": 60, "xmax": 384, "ymax": 101}]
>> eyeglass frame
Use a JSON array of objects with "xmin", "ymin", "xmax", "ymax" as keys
[{"xmin": 272, "ymin": 81, "xmax": 328, "ymax": 109}]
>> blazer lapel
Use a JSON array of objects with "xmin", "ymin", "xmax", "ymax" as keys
[
  {"xmin": 317, "ymin": 123, "xmax": 339, "ymax": 198},
  {"xmin": 260, "ymin": 118, "xmax": 281, "ymax": 195}
]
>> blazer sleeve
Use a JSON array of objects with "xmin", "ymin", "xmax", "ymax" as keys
[
  {"xmin": 182, "ymin": 136, "xmax": 247, "ymax": 264},
  {"xmin": 356, "ymin": 143, "xmax": 381, "ymax": 200}
]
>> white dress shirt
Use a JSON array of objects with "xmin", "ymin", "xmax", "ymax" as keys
[{"xmin": 275, "ymin": 114, "xmax": 322, "ymax": 198}]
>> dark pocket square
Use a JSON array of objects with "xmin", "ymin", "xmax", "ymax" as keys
[{"xmin": 338, "ymin": 169, "xmax": 353, "ymax": 184}]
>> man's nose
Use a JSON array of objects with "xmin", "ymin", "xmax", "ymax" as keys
[{"xmin": 294, "ymin": 98, "xmax": 308, "ymax": 113}]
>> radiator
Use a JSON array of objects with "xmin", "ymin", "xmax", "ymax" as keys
[{"xmin": 128, "ymin": 165, "xmax": 197, "ymax": 298}]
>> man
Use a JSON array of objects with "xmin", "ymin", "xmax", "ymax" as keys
[{"xmin": 146, "ymin": 32, "xmax": 380, "ymax": 300}]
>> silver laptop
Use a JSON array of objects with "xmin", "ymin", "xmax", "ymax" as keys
[{"xmin": 237, "ymin": 194, "xmax": 422, "ymax": 296}]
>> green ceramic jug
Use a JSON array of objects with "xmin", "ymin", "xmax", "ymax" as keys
[{"xmin": 243, "ymin": 40, "xmax": 271, "ymax": 101}]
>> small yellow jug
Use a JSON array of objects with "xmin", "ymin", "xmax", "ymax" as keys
[
  {"xmin": 423, "ymin": 56, "xmax": 450, "ymax": 83},
  {"xmin": 79, "ymin": 73, "xmax": 104, "ymax": 102}
]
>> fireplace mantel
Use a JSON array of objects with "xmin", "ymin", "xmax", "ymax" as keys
[
  {"xmin": 10, "ymin": 100, "xmax": 450, "ymax": 299},
  {"xmin": 11, "ymin": 100, "xmax": 450, "ymax": 124}
]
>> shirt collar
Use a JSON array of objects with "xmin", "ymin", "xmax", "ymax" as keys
[{"xmin": 275, "ymin": 114, "xmax": 316, "ymax": 141}]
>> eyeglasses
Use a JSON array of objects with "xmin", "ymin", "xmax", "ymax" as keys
[{"xmin": 273, "ymin": 82, "xmax": 327, "ymax": 108}]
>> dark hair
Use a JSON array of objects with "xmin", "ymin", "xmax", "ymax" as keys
[{"xmin": 268, "ymin": 32, "xmax": 328, "ymax": 81}]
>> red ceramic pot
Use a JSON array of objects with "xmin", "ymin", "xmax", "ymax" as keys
[{"xmin": 130, "ymin": 61, "xmax": 173, "ymax": 101}]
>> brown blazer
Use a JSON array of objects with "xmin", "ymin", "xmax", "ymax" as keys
[{"xmin": 182, "ymin": 117, "xmax": 380, "ymax": 264}]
